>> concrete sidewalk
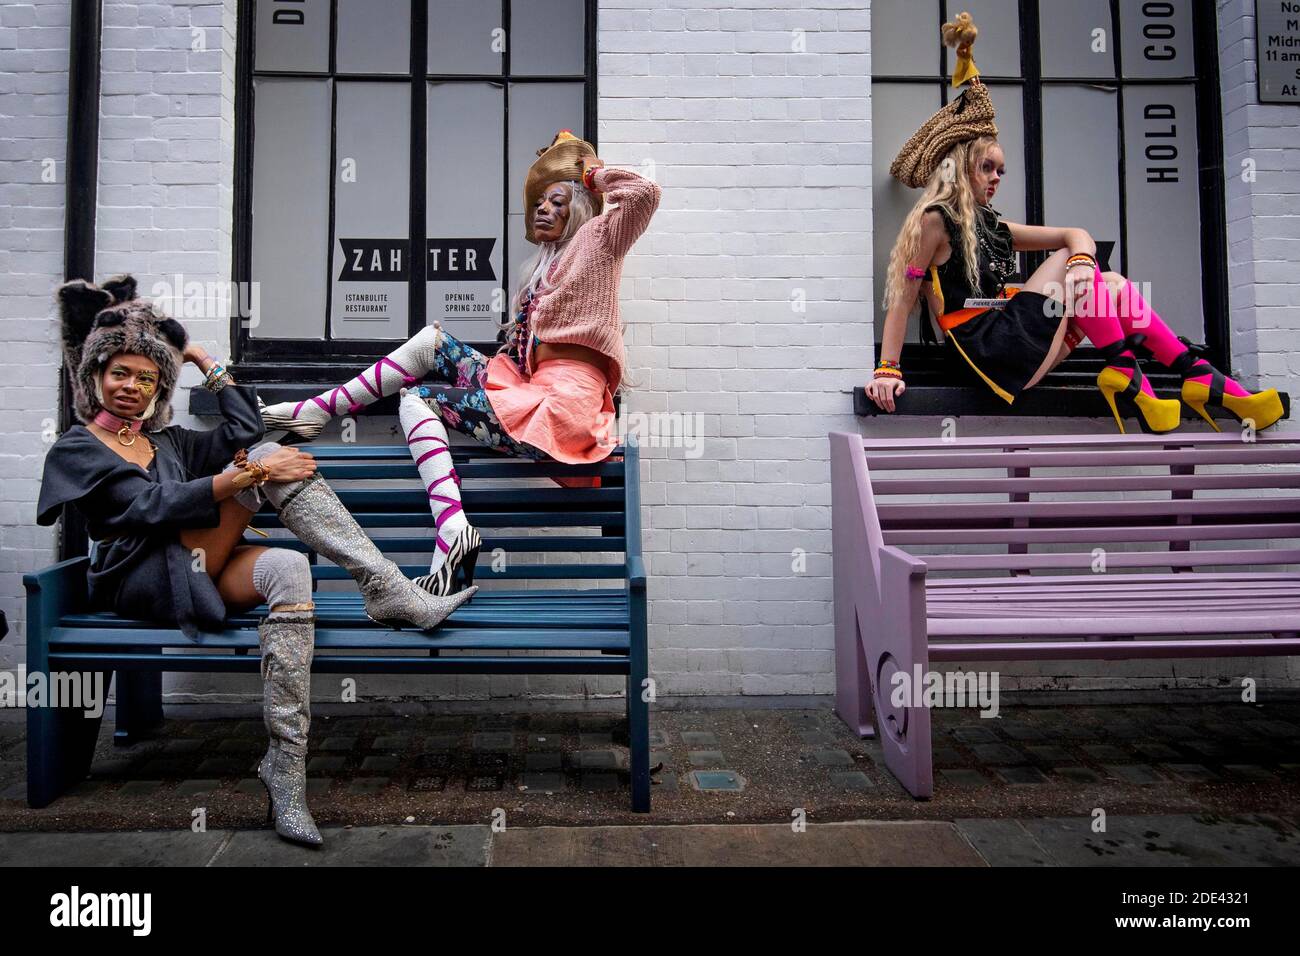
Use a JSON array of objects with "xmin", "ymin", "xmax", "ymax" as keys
[{"xmin": 3, "ymin": 813, "xmax": 1299, "ymax": 866}]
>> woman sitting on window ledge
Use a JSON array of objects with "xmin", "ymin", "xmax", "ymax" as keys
[
  {"xmin": 39, "ymin": 277, "xmax": 476, "ymax": 848},
  {"xmin": 866, "ymin": 13, "xmax": 1284, "ymax": 435},
  {"xmin": 261, "ymin": 130, "xmax": 662, "ymax": 597}
]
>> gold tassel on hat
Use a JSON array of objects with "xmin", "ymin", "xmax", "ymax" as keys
[
  {"xmin": 944, "ymin": 12, "xmax": 981, "ymax": 88},
  {"xmin": 888, "ymin": 12, "xmax": 998, "ymax": 189}
]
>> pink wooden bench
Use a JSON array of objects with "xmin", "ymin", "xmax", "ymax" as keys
[{"xmin": 829, "ymin": 431, "xmax": 1300, "ymax": 798}]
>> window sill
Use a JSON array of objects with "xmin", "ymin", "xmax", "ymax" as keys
[{"xmin": 854, "ymin": 344, "xmax": 1291, "ymax": 422}]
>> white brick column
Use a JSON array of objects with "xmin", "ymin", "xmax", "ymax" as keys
[
  {"xmin": 0, "ymin": 1, "xmax": 71, "ymax": 670},
  {"xmin": 610, "ymin": 3, "xmax": 871, "ymax": 695},
  {"xmin": 96, "ymin": 0, "xmax": 237, "ymax": 425},
  {"xmin": 1218, "ymin": 0, "xmax": 1300, "ymax": 386}
]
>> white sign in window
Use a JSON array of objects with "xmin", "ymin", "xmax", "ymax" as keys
[
  {"xmin": 250, "ymin": 78, "xmax": 331, "ymax": 340},
  {"xmin": 427, "ymin": 82, "xmax": 505, "ymax": 341},
  {"xmin": 330, "ymin": 81, "xmax": 411, "ymax": 340}
]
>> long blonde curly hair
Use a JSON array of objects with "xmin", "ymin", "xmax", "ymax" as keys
[{"xmin": 884, "ymin": 134, "xmax": 999, "ymax": 313}]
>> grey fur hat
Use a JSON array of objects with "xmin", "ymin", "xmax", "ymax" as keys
[{"xmin": 56, "ymin": 274, "xmax": 188, "ymax": 432}]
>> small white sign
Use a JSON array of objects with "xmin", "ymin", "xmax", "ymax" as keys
[{"xmin": 1257, "ymin": 0, "xmax": 1300, "ymax": 104}]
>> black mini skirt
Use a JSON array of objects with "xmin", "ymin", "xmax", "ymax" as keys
[{"xmin": 944, "ymin": 291, "xmax": 1063, "ymax": 403}]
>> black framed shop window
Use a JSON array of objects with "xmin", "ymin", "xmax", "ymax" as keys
[
  {"xmin": 231, "ymin": 0, "xmax": 599, "ymax": 366},
  {"xmin": 871, "ymin": 0, "xmax": 1230, "ymax": 371}
]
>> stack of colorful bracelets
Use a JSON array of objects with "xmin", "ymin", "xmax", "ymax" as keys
[
  {"xmin": 874, "ymin": 358, "xmax": 903, "ymax": 381},
  {"xmin": 1065, "ymin": 252, "xmax": 1097, "ymax": 275},
  {"xmin": 202, "ymin": 359, "xmax": 234, "ymax": 393}
]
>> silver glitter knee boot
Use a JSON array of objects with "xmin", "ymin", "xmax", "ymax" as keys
[
  {"xmin": 270, "ymin": 473, "xmax": 477, "ymax": 630},
  {"xmin": 257, "ymin": 611, "xmax": 323, "ymax": 847}
]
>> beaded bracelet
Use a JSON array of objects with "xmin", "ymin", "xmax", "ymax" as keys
[{"xmin": 203, "ymin": 360, "xmax": 235, "ymax": 393}]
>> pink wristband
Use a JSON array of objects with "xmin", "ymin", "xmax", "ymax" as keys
[{"xmin": 905, "ymin": 265, "xmax": 927, "ymax": 281}]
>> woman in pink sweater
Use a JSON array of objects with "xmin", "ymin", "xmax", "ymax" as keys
[{"xmin": 260, "ymin": 131, "xmax": 661, "ymax": 596}]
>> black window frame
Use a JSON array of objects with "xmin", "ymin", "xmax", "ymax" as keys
[
  {"xmin": 230, "ymin": 0, "xmax": 600, "ymax": 372},
  {"xmin": 871, "ymin": 0, "xmax": 1231, "ymax": 375}
]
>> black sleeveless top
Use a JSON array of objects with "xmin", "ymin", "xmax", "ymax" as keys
[{"xmin": 925, "ymin": 203, "xmax": 1018, "ymax": 317}]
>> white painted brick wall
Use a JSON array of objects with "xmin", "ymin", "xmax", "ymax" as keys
[
  {"xmin": 0, "ymin": 0, "xmax": 70, "ymax": 674},
  {"xmin": 612, "ymin": 1, "xmax": 870, "ymax": 698}
]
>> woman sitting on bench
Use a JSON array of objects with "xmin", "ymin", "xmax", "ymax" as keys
[
  {"xmin": 867, "ymin": 13, "xmax": 1284, "ymax": 435},
  {"xmin": 260, "ymin": 130, "xmax": 662, "ymax": 596},
  {"xmin": 38, "ymin": 276, "xmax": 477, "ymax": 848}
]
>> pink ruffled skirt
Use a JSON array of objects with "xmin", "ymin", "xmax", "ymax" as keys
[{"xmin": 484, "ymin": 354, "xmax": 617, "ymax": 464}]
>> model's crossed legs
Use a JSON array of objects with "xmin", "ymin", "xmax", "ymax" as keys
[
  {"xmin": 179, "ymin": 441, "xmax": 477, "ymax": 847},
  {"xmin": 260, "ymin": 324, "xmax": 548, "ymax": 594}
]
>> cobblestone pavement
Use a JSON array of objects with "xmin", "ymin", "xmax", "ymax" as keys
[{"xmin": 0, "ymin": 696, "xmax": 1297, "ymax": 849}]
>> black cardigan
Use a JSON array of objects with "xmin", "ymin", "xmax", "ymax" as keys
[{"xmin": 37, "ymin": 385, "xmax": 265, "ymax": 637}]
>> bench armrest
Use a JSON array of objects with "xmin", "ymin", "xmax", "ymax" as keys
[
  {"xmin": 24, "ymin": 556, "xmax": 90, "ymax": 648},
  {"xmin": 626, "ymin": 554, "xmax": 647, "ymax": 592},
  {"xmin": 879, "ymin": 545, "xmax": 928, "ymax": 581}
]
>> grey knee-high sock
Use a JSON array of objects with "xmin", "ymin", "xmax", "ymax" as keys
[{"xmin": 252, "ymin": 547, "xmax": 314, "ymax": 616}]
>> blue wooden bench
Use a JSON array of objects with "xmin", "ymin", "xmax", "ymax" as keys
[
  {"xmin": 22, "ymin": 442, "xmax": 649, "ymax": 811},
  {"xmin": 830, "ymin": 431, "xmax": 1300, "ymax": 798}
]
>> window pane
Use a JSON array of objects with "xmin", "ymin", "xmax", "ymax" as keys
[
  {"xmin": 1039, "ymin": 0, "xmax": 1114, "ymax": 79},
  {"xmin": 255, "ymin": 0, "xmax": 330, "ymax": 73},
  {"xmin": 331, "ymin": 82, "xmax": 411, "ymax": 340},
  {"xmin": 1123, "ymin": 84, "xmax": 1203, "ymax": 339},
  {"xmin": 1042, "ymin": 86, "xmax": 1122, "ymax": 272},
  {"xmin": 1120, "ymin": 0, "xmax": 1195, "ymax": 78},
  {"xmin": 427, "ymin": 82, "xmax": 505, "ymax": 341},
  {"xmin": 507, "ymin": 82, "xmax": 585, "ymax": 283},
  {"xmin": 428, "ymin": 0, "xmax": 503, "ymax": 75},
  {"xmin": 871, "ymin": 0, "xmax": 941, "ymax": 77},
  {"xmin": 336, "ymin": 0, "xmax": 411, "ymax": 75},
  {"xmin": 510, "ymin": 0, "xmax": 585, "ymax": 75},
  {"xmin": 507, "ymin": 82, "xmax": 585, "ymax": 219},
  {"xmin": 944, "ymin": 0, "xmax": 1022, "ymax": 78},
  {"xmin": 250, "ymin": 79, "xmax": 331, "ymax": 339},
  {"xmin": 871, "ymin": 82, "xmax": 944, "ymax": 340}
]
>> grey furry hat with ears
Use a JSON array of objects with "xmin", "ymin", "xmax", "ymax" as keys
[{"xmin": 57, "ymin": 274, "xmax": 188, "ymax": 431}]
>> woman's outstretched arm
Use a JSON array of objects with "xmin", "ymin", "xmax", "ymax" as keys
[{"xmin": 1004, "ymin": 221, "xmax": 1094, "ymax": 257}]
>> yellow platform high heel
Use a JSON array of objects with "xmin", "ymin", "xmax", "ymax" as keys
[
  {"xmin": 1096, "ymin": 336, "xmax": 1182, "ymax": 435},
  {"xmin": 1171, "ymin": 348, "xmax": 1288, "ymax": 432}
]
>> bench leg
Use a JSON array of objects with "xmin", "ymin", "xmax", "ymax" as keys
[
  {"xmin": 626, "ymin": 672, "xmax": 651, "ymax": 813},
  {"xmin": 114, "ymin": 667, "xmax": 164, "ymax": 746},
  {"xmin": 834, "ymin": 598, "xmax": 876, "ymax": 739},
  {"xmin": 26, "ymin": 675, "xmax": 107, "ymax": 809},
  {"xmin": 866, "ymin": 549, "xmax": 934, "ymax": 800}
]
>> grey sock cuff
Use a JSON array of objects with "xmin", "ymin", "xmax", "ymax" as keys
[{"xmin": 253, "ymin": 548, "xmax": 314, "ymax": 616}]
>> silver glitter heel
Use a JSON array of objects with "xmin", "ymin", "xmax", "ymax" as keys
[
  {"xmin": 274, "ymin": 473, "xmax": 477, "ymax": 631},
  {"xmin": 257, "ymin": 613, "xmax": 322, "ymax": 847}
]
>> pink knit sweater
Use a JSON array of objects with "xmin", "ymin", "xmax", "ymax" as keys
[{"xmin": 524, "ymin": 165, "xmax": 662, "ymax": 390}]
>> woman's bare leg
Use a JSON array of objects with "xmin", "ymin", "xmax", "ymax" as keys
[
  {"xmin": 217, "ymin": 543, "xmax": 270, "ymax": 611},
  {"xmin": 179, "ymin": 497, "xmax": 258, "ymax": 580}
]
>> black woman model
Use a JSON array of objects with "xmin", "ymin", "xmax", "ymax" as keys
[{"xmin": 38, "ymin": 276, "xmax": 476, "ymax": 846}]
